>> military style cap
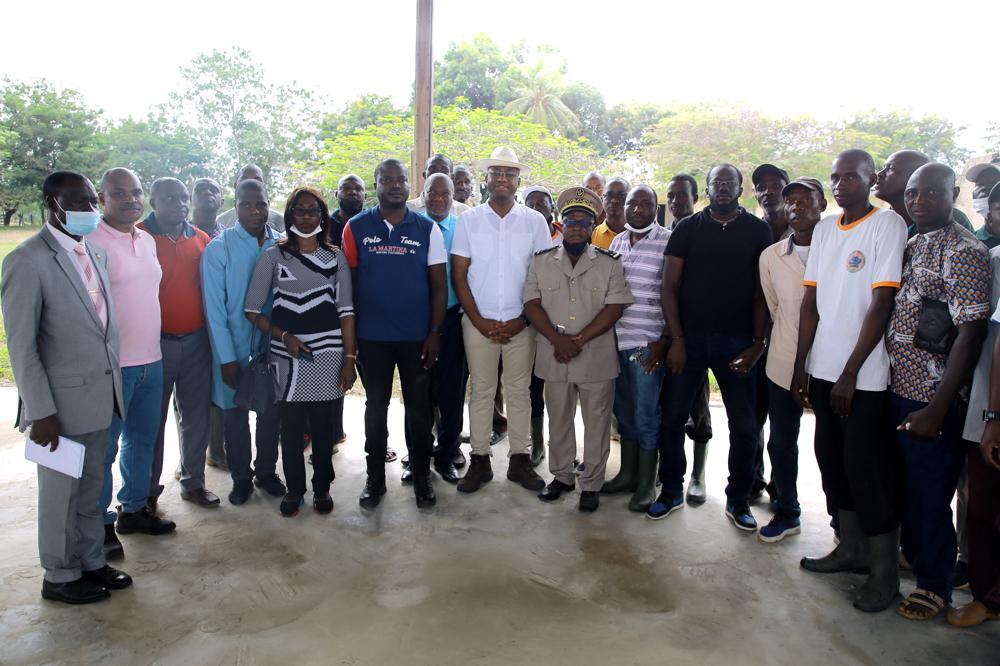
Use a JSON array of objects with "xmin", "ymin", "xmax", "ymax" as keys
[
  {"xmin": 556, "ymin": 187, "xmax": 603, "ymax": 219},
  {"xmin": 781, "ymin": 177, "xmax": 825, "ymax": 198}
]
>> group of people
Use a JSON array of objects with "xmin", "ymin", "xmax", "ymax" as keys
[{"xmin": 4, "ymin": 143, "xmax": 1000, "ymax": 633}]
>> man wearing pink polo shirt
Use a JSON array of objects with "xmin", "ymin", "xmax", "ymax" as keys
[{"xmin": 92, "ymin": 168, "xmax": 174, "ymax": 562}]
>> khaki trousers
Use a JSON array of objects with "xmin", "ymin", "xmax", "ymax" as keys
[
  {"xmin": 545, "ymin": 380, "xmax": 614, "ymax": 491},
  {"xmin": 462, "ymin": 317, "xmax": 534, "ymax": 457}
]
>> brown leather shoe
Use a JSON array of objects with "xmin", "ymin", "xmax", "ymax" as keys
[
  {"xmin": 507, "ymin": 453, "xmax": 545, "ymax": 491},
  {"xmin": 946, "ymin": 600, "xmax": 1000, "ymax": 628},
  {"xmin": 457, "ymin": 454, "xmax": 493, "ymax": 493}
]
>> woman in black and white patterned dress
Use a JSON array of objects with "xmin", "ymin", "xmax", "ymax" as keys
[{"xmin": 245, "ymin": 187, "xmax": 357, "ymax": 517}]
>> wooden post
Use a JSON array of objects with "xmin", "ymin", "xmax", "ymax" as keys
[{"xmin": 413, "ymin": 0, "xmax": 433, "ymax": 197}]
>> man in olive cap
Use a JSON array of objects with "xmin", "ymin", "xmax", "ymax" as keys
[{"xmin": 522, "ymin": 187, "xmax": 633, "ymax": 512}]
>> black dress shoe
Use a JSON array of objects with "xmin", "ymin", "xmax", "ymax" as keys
[
  {"xmin": 414, "ymin": 475, "xmax": 437, "ymax": 508},
  {"xmin": 181, "ymin": 488, "xmax": 221, "ymax": 507},
  {"xmin": 83, "ymin": 565, "xmax": 133, "ymax": 590},
  {"xmin": 433, "ymin": 461, "xmax": 460, "ymax": 484},
  {"xmin": 579, "ymin": 491, "xmax": 600, "ymax": 513},
  {"xmin": 104, "ymin": 523, "xmax": 124, "ymax": 562},
  {"xmin": 538, "ymin": 479, "xmax": 575, "ymax": 502},
  {"xmin": 116, "ymin": 507, "xmax": 176, "ymax": 535},
  {"xmin": 359, "ymin": 477, "xmax": 387, "ymax": 510},
  {"xmin": 229, "ymin": 480, "xmax": 254, "ymax": 505},
  {"xmin": 254, "ymin": 474, "xmax": 286, "ymax": 498},
  {"xmin": 400, "ymin": 467, "xmax": 414, "ymax": 484},
  {"xmin": 313, "ymin": 493, "xmax": 334, "ymax": 515},
  {"xmin": 41, "ymin": 578, "xmax": 110, "ymax": 605},
  {"xmin": 453, "ymin": 449, "xmax": 467, "ymax": 468}
]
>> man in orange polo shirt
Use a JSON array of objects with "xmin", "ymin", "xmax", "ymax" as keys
[{"xmin": 140, "ymin": 178, "xmax": 220, "ymax": 507}]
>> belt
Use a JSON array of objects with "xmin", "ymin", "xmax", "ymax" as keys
[{"xmin": 161, "ymin": 328, "xmax": 205, "ymax": 341}]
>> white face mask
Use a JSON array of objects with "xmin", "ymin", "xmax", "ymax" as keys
[
  {"xmin": 624, "ymin": 222, "xmax": 653, "ymax": 235},
  {"xmin": 972, "ymin": 197, "xmax": 990, "ymax": 217},
  {"xmin": 289, "ymin": 225, "xmax": 322, "ymax": 238}
]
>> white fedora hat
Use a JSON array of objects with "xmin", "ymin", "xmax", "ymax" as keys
[{"xmin": 473, "ymin": 146, "xmax": 530, "ymax": 178}]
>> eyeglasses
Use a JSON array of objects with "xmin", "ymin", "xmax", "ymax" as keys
[
  {"xmin": 561, "ymin": 218, "xmax": 594, "ymax": 228},
  {"xmin": 487, "ymin": 169, "xmax": 520, "ymax": 180},
  {"xmin": 291, "ymin": 206, "xmax": 322, "ymax": 217}
]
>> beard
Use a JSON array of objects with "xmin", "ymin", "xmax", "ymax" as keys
[
  {"xmin": 710, "ymin": 199, "xmax": 739, "ymax": 215},
  {"xmin": 339, "ymin": 199, "xmax": 363, "ymax": 216},
  {"xmin": 563, "ymin": 238, "xmax": 590, "ymax": 256}
]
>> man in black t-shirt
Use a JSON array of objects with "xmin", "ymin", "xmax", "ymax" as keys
[{"xmin": 651, "ymin": 164, "xmax": 772, "ymax": 530}]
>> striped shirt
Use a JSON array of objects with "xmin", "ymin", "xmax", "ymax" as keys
[{"xmin": 610, "ymin": 224, "xmax": 671, "ymax": 350}]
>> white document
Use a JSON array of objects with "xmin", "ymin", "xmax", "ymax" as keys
[{"xmin": 24, "ymin": 436, "xmax": 85, "ymax": 479}]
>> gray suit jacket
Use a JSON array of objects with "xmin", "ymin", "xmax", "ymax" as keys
[{"xmin": 1, "ymin": 226, "xmax": 124, "ymax": 435}]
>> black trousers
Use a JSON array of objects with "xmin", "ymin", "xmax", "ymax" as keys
[
  {"xmin": 280, "ymin": 399, "xmax": 341, "ymax": 497},
  {"xmin": 810, "ymin": 378, "xmax": 898, "ymax": 535},
  {"xmin": 359, "ymin": 339, "xmax": 434, "ymax": 480},
  {"xmin": 430, "ymin": 308, "xmax": 468, "ymax": 466},
  {"xmin": 681, "ymin": 372, "xmax": 713, "ymax": 443},
  {"xmin": 530, "ymin": 372, "xmax": 545, "ymax": 419}
]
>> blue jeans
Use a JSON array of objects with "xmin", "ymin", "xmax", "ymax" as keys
[
  {"xmin": 766, "ymin": 379, "xmax": 803, "ymax": 517},
  {"xmin": 891, "ymin": 392, "xmax": 966, "ymax": 603},
  {"xmin": 659, "ymin": 334, "xmax": 757, "ymax": 502},
  {"xmin": 101, "ymin": 361, "xmax": 164, "ymax": 522},
  {"xmin": 223, "ymin": 403, "xmax": 281, "ymax": 485},
  {"xmin": 613, "ymin": 347, "xmax": 665, "ymax": 451}
]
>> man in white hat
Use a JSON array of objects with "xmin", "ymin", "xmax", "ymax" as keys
[{"xmin": 451, "ymin": 147, "xmax": 553, "ymax": 493}]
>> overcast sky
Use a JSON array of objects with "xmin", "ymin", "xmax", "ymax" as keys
[{"xmin": 3, "ymin": 0, "xmax": 996, "ymax": 152}]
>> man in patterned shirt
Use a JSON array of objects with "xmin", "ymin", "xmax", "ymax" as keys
[{"xmin": 886, "ymin": 163, "xmax": 990, "ymax": 620}]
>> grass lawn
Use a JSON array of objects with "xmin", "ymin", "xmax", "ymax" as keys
[{"xmin": 0, "ymin": 226, "xmax": 43, "ymax": 384}]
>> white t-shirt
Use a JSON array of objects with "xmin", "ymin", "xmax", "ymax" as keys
[
  {"xmin": 451, "ymin": 201, "xmax": 553, "ymax": 321},
  {"xmin": 803, "ymin": 207, "xmax": 907, "ymax": 391}
]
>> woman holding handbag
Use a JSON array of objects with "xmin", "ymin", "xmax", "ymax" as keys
[{"xmin": 244, "ymin": 187, "xmax": 357, "ymax": 516}]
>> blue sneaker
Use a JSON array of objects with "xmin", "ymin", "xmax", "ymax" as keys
[
  {"xmin": 758, "ymin": 513, "xmax": 801, "ymax": 543},
  {"xmin": 725, "ymin": 502, "xmax": 757, "ymax": 531},
  {"xmin": 646, "ymin": 492, "xmax": 684, "ymax": 520}
]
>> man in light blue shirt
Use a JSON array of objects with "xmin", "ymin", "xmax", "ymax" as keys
[{"xmin": 201, "ymin": 179, "xmax": 285, "ymax": 505}]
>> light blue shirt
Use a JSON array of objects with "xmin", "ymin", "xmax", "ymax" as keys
[
  {"xmin": 434, "ymin": 213, "xmax": 459, "ymax": 309},
  {"xmin": 201, "ymin": 223, "xmax": 280, "ymax": 409}
]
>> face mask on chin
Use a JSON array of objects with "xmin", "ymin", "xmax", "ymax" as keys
[
  {"xmin": 972, "ymin": 197, "xmax": 990, "ymax": 218},
  {"xmin": 290, "ymin": 225, "xmax": 323, "ymax": 238}
]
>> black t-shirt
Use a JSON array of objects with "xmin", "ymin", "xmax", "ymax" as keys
[
  {"xmin": 665, "ymin": 209, "xmax": 772, "ymax": 337},
  {"xmin": 330, "ymin": 210, "xmax": 348, "ymax": 247}
]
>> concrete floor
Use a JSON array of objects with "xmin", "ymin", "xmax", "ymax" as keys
[{"xmin": 0, "ymin": 387, "xmax": 997, "ymax": 665}]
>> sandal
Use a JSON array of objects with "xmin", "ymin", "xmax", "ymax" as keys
[{"xmin": 897, "ymin": 588, "xmax": 946, "ymax": 621}]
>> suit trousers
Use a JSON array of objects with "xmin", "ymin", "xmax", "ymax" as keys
[
  {"xmin": 38, "ymin": 428, "xmax": 107, "ymax": 582},
  {"xmin": 545, "ymin": 379, "xmax": 614, "ymax": 491},
  {"xmin": 462, "ymin": 317, "xmax": 535, "ymax": 457},
  {"xmin": 151, "ymin": 330, "xmax": 212, "ymax": 495}
]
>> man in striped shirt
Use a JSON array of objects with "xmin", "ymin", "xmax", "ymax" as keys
[{"xmin": 602, "ymin": 186, "xmax": 671, "ymax": 511}]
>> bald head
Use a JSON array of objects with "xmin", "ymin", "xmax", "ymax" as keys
[
  {"xmin": 904, "ymin": 162, "xmax": 957, "ymax": 232},
  {"xmin": 424, "ymin": 154, "xmax": 453, "ymax": 178},
  {"xmin": 423, "ymin": 173, "xmax": 454, "ymax": 222},
  {"xmin": 423, "ymin": 172, "xmax": 454, "ymax": 194},
  {"xmin": 234, "ymin": 164, "xmax": 264, "ymax": 188},
  {"xmin": 583, "ymin": 171, "xmax": 606, "ymax": 197},
  {"xmin": 873, "ymin": 149, "xmax": 930, "ymax": 202},
  {"xmin": 150, "ymin": 177, "xmax": 190, "ymax": 228},
  {"xmin": 831, "ymin": 149, "xmax": 876, "ymax": 210},
  {"xmin": 338, "ymin": 173, "xmax": 365, "ymax": 190},
  {"xmin": 98, "ymin": 167, "xmax": 144, "ymax": 227}
]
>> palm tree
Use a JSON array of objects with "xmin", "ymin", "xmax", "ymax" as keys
[{"xmin": 503, "ymin": 64, "xmax": 581, "ymax": 138}]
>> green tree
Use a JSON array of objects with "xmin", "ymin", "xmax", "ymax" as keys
[
  {"xmin": 503, "ymin": 62, "xmax": 580, "ymax": 138},
  {"xmin": 155, "ymin": 48, "xmax": 320, "ymax": 193},
  {"xmin": 306, "ymin": 106, "xmax": 606, "ymax": 198},
  {"xmin": 0, "ymin": 79, "xmax": 105, "ymax": 225},
  {"xmin": 433, "ymin": 34, "xmax": 521, "ymax": 109},
  {"xmin": 98, "ymin": 117, "xmax": 211, "ymax": 187},
  {"xmin": 844, "ymin": 110, "xmax": 969, "ymax": 167},
  {"xmin": 320, "ymin": 94, "xmax": 401, "ymax": 139},
  {"xmin": 561, "ymin": 82, "xmax": 609, "ymax": 153},
  {"xmin": 604, "ymin": 102, "xmax": 675, "ymax": 155}
]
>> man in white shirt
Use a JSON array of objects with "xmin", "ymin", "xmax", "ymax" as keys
[
  {"xmin": 451, "ymin": 147, "xmax": 552, "ymax": 493},
  {"xmin": 792, "ymin": 149, "xmax": 908, "ymax": 613},
  {"xmin": 406, "ymin": 154, "xmax": 470, "ymax": 217},
  {"xmin": 215, "ymin": 164, "xmax": 284, "ymax": 232}
]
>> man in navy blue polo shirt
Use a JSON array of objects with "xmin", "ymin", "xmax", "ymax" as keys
[{"xmin": 342, "ymin": 159, "xmax": 448, "ymax": 510}]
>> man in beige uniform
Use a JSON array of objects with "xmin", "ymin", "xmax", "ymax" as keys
[{"xmin": 523, "ymin": 188, "xmax": 633, "ymax": 512}]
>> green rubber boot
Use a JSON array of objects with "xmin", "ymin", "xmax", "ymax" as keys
[
  {"xmin": 530, "ymin": 416, "xmax": 545, "ymax": 468},
  {"xmin": 853, "ymin": 528, "xmax": 900, "ymax": 612},
  {"xmin": 628, "ymin": 448, "xmax": 659, "ymax": 512},
  {"xmin": 801, "ymin": 509, "xmax": 869, "ymax": 574},
  {"xmin": 601, "ymin": 438, "xmax": 639, "ymax": 494}
]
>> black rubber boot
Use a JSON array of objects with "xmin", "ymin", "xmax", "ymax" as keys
[
  {"xmin": 530, "ymin": 416, "xmax": 545, "ymax": 468},
  {"xmin": 801, "ymin": 509, "xmax": 869, "ymax": 573},
  {"xmin": 601, "ymin": 438, "xmax": 639, "ymax": 494},
  {"xmin": 686, "ymin": 440, "xmax": 708, "ymax": 504},
  {"xmin": 628, "ymin": 448, "xmax": 659, "ymax": 512},
  {"xmin": 853, "ymin": 528, "xmax": 900, "ymax": 612}
]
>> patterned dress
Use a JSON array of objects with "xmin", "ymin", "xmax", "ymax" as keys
[
  {"xmin": 886, "ymin": 223, "xmax": 990, "ymax": 403},
  {"xmin": 245, "ymin": 245, "xmax": 354, "ymax": 402}
]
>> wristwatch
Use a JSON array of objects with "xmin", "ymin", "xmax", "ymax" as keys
[
  {"xmin": 429, "ymin": 325, "xmax": 442, "ymax": 335},
  {"xmin": 982, "ymin": 410, "xmax": 1000, "ymax": 423}
]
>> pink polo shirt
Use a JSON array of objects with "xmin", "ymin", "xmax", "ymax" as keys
[{"xmin": 90, "ymin": 221, "xmax": 163, "ymax": 367}]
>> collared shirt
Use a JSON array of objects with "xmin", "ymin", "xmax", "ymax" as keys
[
  {"xmin": 139, "ymin": 213, "xmax": 211, "ymax": 336},
  {"xmin": 216, "ymin": 207, "xmax": 285, "ymax": 233},
  {"xmin": 90, "ymin": 220, "xmax": 162, "ymax": 366},
  {"xmin": 430, "ymin": 213, "xmax": 459, "ymax": 308},
  {"xmin": 201, "ymin": 222, "xmax": 280, "ymax": 408},
  {"xmin": 406, "ymin": 195, "xmax": 470, "ymax": 217},
  {"xmin": 591, "ymin": 221, "xmax": 620, "ymax": 249},
  {"xmin": 193, "ymin": 218, "xmax": 225, "ymax": 239},
  {"xmin": 609, "ymin": 225, "xmax": 671, "ymax": 350},
  {"xmin": 44, "ymin": 222, "xmax": 108, "ymax": 329},
  {"xmin": 886, "ymin": 223, "xmax": 990, "ymax": 402},
  {"xmin": 759, "ymin": 236, "xmax": 809, "ymax": 390},
  {"xmin": 451, "ymin": 201, "xmax": 553, "ymax": 321},
  {"xmin": 906, "ymin": 206, "xmax": 976, "ymax": 237}
]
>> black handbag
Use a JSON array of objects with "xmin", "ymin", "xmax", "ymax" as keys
[
  {"xmin": 913, "ymin": 298, "xmax": 957, "ymax": 355},
  {"xmin": 234, "ymin": 314, "xmax": 279, "ymax": 412}
]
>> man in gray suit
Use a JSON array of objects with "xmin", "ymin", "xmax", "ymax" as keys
[{"xmin": 1, "ymin": 172, "xmax": 132, "ymax": 604}]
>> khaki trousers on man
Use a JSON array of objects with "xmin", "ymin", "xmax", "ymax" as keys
[
  {"xmin": 545, "ymin": 380, "xmax": 614, "ymax": 492},
  {"xmin": 462, "ymin": 317, "xmax": 534, "ymax": 457}
]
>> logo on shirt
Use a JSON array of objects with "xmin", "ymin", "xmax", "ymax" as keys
[
  {"xmin": 846, "ymin": 250, "xmax": 866, "ymax": 273},
  {"xmin": 277, "ymin": 265, "xmax": 297, "ymax": 281}
]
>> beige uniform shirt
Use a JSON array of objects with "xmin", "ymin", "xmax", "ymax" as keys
[
  {"xmin": 523, "ymin": 244, "xmax": 634, "ymax": 383},
  {"xmin": 759, "ymin": 236, "xmax": 807, "ymax": 390}
]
